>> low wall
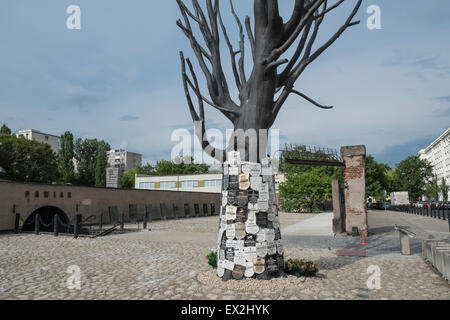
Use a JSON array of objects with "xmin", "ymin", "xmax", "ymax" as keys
[
  {"xmin": 0, "ymin": 181, "xmax": 220, "ymax": 231},
  {"xmin": 422, "ymin": 239, "xmax": 450, "ymax": 284}
]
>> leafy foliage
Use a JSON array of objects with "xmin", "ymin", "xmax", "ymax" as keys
[
  {"xmin": 58, "ymin": 131, "xmax": 75, "ymax": 183},
  {"xmin": 205, "ymin": 250, "xmax": 217, "ymax": 269},
  {"xmin": 395, "ymin": 156, "xmax": 433, "ymax": 200},
  {"xmin": 365, "ymin": 155, "xmax": 391, "ymax": 199},
  {"xmin": 0, "ymin": 134, "xmax": 59, "ymax": 183},
  {"xmin": 95, "ymin": 144, "xmax": 108, "ymax": 187},
  {"xmin": 285, "ymin": 258, "xmax": 319, "ymax": 277},
  {"xmin": 0, "ymin": 124, "xmax": 11, "ymax": 135},
  {"xmin": 441, "ymin": 178, "xmax": 449, "ymax": 201},
  {"xmin": 74, "ymin": 138, "xmax": 110, "ymax": 186}
]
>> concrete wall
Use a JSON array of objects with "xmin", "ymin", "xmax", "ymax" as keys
[
  {"xmin": 341, "ymin": 145, "xmax": 367, "ymax": 236},
  {"xmin": 0, "ymin": 181, "xmax": 220, "ymax": 231}
]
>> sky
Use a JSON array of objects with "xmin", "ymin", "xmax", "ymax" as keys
[{"xmin": 1, "ymin": 0, "xmax": 449, "ymax": 169}]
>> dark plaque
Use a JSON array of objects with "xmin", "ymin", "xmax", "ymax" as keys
[
  {"xmin": 256, "ymin": 212, "xmax": 268, "ymax": 227},
  {"xmin": 232, "ymin": 264, "xmax": 246, "ymax": 280},
  {"xmin": 266, "ymin": 256, "xmax": 278, "ymax": 273},
  {"xmin": 275, "ymin": 229, "xmax": 281, "ymax": 240},
  {"xmin": 244, "ymin": 234, "xmax": 256, "ymax": 247},
  {"xmin": 220, "ymin": 233, "xmax": 227, "ymax": 250},
  {"xmin": 225, "ymin": 247, "xmax": 234, "ymax": 261},
  {"xmin": 248, "ymin": 190, "xmax": 259, "ymax": 204},
  {"xmin": 222, "ymin": 175, "xmax": 229, "ymax": 190},
  {"xmin": 277, "ymin": 255, "xmax": 285, "ymax": 269},
  {"xmin": 236, "ymin": 191, "xmax": 248, "ymax": 207},
  {"xmin": 229, "ymin": 175, "xmax": 239, "ymax": 189},
  {"xmin": 236, "ymin": 207, "xmax": 247, "ymax": 223},
  {"xmin": 227, "ymin": 191, "xmax": 237, "ymax": 205}
]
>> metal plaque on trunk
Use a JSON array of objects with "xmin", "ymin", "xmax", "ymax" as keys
[
  {"xmin": 245, "ymin": 261, "xmax": 255, "ymax": 277},
  {"xmin": 233, "ymin": 251, "xmax": 246, "ymax": 266},
  {"xmin": 267, "ymin": 241, "xmax": 277, "ymax": 255},
  {"xmin": 228, "ymin": 151, "xmax": 241, "ymax": 166},
  {"xmin": 253, "ymin": 258, "xmax": 265, "ymax": 274},
  {"xmin": 248, "ymin": 202, "xmax": 258, "ymax": 210},
  {"xmin": 277, "ymin": 255, "xmax": 285, "ymax": 269},
  {"xmin": 225, "ymin": 247, "xmax": 234, "ymax": 261},
  {"xmin": 229, "ymin": 175, "xmax": 239, "ymax": 189},
  {"xmin": 229, "ymin": 166, "xmax": 239, "ymax": 176},
  {"xmin": 227, "ymin": 191, "xmax": 237, "ymax": 205},
  {"xmin": 263, "ymin": 175, "xmax": 273, "ymax": 183},
  {"xmin": 248, "ymin": 190, "xmax": 259, "ymax": 204},
  {"xmin": 222, "ymin": 191, "xmax": 228, "ymax": 206},
  {"xmin": 235, "ymin": 222, "xmax": 246, "ymax": 240},
  {"xmin": 239, "ymin": 173, "xmax": 250, "ymax": 190},
  {"xmin": 226, "ymin": 224, "xmax": 236, "ymax": 238},
  {"xmin": 220, "ymin": 232, "xmax": 227, "ymax": 249},
  {"xmin": 249, "ymin": 163, "xmax": 262, "ymax": 176},
  {"xmin": 225, "ymin": 205, "xmax": 236, "ymax": 220},
  {"xmin": 266, "ymin": 256, "xmax": 278, "ymax": 273},
  {"xmin": 256, "ymin": 212, "xmax": 268, "ymax": 227},
  {"xmin": 232, "ymin": 264, "xmax": 246, "ymax": 280},
  {"xmin": 236, "ymin": 191, "xmax": 248, "ymax": 207},
  {"xmin": 258, "ymin": 200, "xmax": 269, "ymax": 212},
  {"xmin": 244, "ymin": 246, "xmax": 257, "ymax": 261},
  {"xmin": 262, "ymin": 166, "xmax": 273, "ymax": 176},
  {"xmin": 275, "ymin": 229, "xmax": 281, "ymax": 240},
  {"xmin": 223, "ymin": 163, "xmax": 229, "ymax": 175},
  {"xmin": 244, "ymin": 234, "xmax": 257, "ymax": 247},
  {"xmin": 241, "ymin": 162, "xmax": 252, "ymax": 175},
  {"xmin": 256, "ymin": 241, "xmax": 268, "ymax": 257},
  {"xmin": 219, "ymin": 249, "xmax": 225, "ymax": 261},
  {"xmin": 236, "ymin": 207, "xmax": 247, "ymax": 223},
  {"xmin": 222, "ymin": 175, "xmax": 229, "ymax": 190},
  {"xmin": 224, "ymin": 260, "xmax": 235, "ymax": 271},
  {"xmin": 217, "ymin": 266, "xmax": 225, "ymax": 277},
  {"xmin": 261, "ymin": 158, "xmax": 270, "ymax": 167},
  {"xmin": 250, "ymin": 176, "xmax": 262, "ymax": 191},
  {"xmin": 276, "ymin": 240, "xmax": 284, "ymax": 254},
  {"xmin": 266, "ymin": 229, "xmax": 275, "ymax": 242}
]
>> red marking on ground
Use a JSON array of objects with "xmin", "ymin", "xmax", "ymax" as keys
[{"xmin": 336, "ymin": 249, "xmax": 366, "ymax": 257}]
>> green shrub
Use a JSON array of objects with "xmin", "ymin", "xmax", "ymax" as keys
[
  {"xmin": 205, "ymin": 250, "xmax": 217, "ymax": 269},
  {"xmin": 285, "ymin": 258, "xmax": 318, "ymax": 277}
]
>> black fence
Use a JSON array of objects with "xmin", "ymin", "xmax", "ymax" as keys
[
  {"xmin": 14, "ymin": 201, "xmax": 219, "ymax": 238},
  {"xmin": 390, "ymin": 205, "xmax": 450, "ymax": 231}
]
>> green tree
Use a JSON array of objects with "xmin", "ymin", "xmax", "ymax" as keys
[
  {"xmin": 279, "ymin": 167, "xmax": 333, "ymax": 213},
  {"xmin": 58, "ymin": 131, "xmax": 75, "ymax": 183},
  {"xmin": 95, "ymin": 144, "xmax": 108, "ymax": 187},
  {"xmin": 74, "ymin": 138, "xmax": 110, "ymax": 186},
  {"xmin": 0, "ymin": 124, "xmax": 11, "ymax": 135},
  {"xmin": 424, "ymin": 175, "xmax": 439, "ymax": 201},
  {"xmin": 365, "ymin": 155, "xmax": 391, "ymax": 199},
  {"xmin": 440, "ymin": 178, "xmax": 449, "ymax": 201},
  {"xmin": 119, "ymin": 164, "xmax": 155, "ymax": 189},
  {"xmin": 0, "ymin": 134, "xmax": 59, "ymax": 183},
  {"xmin": 395, "ymin": 156, "xmax": 433, "ymax": 201}
]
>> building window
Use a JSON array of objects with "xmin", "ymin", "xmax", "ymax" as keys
[
  {"xmin": 34, "ymin": 191, "xmax": 39, "ymax": 198},
  {"xmin": 60, "ymin": 192, "xmax": 64, "ymax": 198},
  {"xmin": 160, "ymin": 181, "xmax": 176, "ymax": 189},
  {"xmin": 68, "ymin": 192, "xmax": 71, "ymax": 198},
  {"xmin": 181, "ymin": 180, "xmax": 198, "ymax": 188},
  {"xmin": 139, "ymin": 182, "xmax": 155, "ymax": 190},
  {"xmin": 45, "ymin": 136, "xmax": 49, "ymax": 141},
  {"xmin": 25, "ymin": 191, "xmax": 30, "ymax": 197},
  {"xmin": 204, "ymin": 180, "xmax": 222, "ymax": 188},
  {"xmin": 44, "ymin": 191, "xmax": 49, "ymax": 198}
]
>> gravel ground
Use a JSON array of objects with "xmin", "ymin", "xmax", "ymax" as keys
[{"xmin": 0, "ymin": 212, "xmax": 449, "ymax": 300}]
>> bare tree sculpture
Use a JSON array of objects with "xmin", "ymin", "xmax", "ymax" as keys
[{"xmin": 177, "ymin": 0, "xmax": 362, "ymax": 280}]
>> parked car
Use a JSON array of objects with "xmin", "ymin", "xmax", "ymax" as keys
[
  {"xmin": 416, "ymin": 201, "xmax": 424, "ymax": 208},
  {"xmin": 423, "ymin": 202, "xmax": 431, "ymax": 209}
]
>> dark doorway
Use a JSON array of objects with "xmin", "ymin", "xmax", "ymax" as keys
[{"xmin": 23, "ymin": 206, "xmax": 69, "ymax": 232}]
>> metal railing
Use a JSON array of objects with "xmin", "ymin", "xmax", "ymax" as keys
[{"xmin": 390, "ymin": 205, "xmax": 450, "ymax": 231}]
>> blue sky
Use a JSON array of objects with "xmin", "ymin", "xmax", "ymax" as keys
[{"xmin": 1, "ymin": 0, "xmax": 449, "ymax": 168}]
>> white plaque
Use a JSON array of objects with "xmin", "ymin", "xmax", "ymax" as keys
[
  {"xmin": 249, "ymin": 163, "xmax": 262, "ymax": 176},
  {"xmin": 224, "ymin": 260, "xmax": 235, "ymax": 271},
  {"xmin": 244, "ymin": 247, "xmax": 257, "ymax": 261},
  {"xmin": 228, "ymin": 151, "xmax": 241, "ymax": 166},
  {"xmin": 256, "ymin": 242, "xmax": 268, "ymax": 257},
  {"xmin": 229, "ymin": 165, "xmax": 239, "ymax": 176},
  {"xmin": 250, "ymin": 176, "xmax": 262, "ymax": 191},
  {"xmin": 267, "ymin": 241, "xmax": 277, "ymax": 255},
  {"xmin": 226, "ymin": 224, "xmax": 236, "ymax": 238}
]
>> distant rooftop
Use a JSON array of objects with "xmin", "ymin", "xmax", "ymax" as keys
[{"xmin": 16, "ymin": 129, "xmax": 60, "ymax": 138}]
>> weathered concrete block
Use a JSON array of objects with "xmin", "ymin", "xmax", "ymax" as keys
[{"xmin": 400, "ymin": 233, "xmax": 410, "ymax": 255}]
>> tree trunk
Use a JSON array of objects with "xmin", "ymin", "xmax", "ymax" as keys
[{"xmin": 217, "ymin": 154, "xmax": 284, "ymax": 281}]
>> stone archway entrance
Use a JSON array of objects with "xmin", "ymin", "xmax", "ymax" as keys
[{"xmin": 22, "ymin": 206, "xmax": 69, "ymax": 232}]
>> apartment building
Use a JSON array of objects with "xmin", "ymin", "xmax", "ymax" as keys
[
  {"xmin": 107, "ymin": 149, "xmax": 142, "ymax": 171},
  {"xmin": 16, "ymin": 129, "xmax": 60, "ymax": 153},
  {"xmin": 418, "ymin": 127, "xmax": 450, "ymax": 200}
]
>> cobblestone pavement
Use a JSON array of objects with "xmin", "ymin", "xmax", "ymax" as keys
[{"xmin": 0, "ymin": 212, "xmax": 449, "ymax": 300}]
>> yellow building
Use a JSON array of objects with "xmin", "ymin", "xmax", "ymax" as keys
[{"xmin": 135, "ymin": 173, "xmax": 222, "ymax": 193}]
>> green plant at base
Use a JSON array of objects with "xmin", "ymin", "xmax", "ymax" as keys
[
  {"xmin": 285, "ymin": 258, "xmax": 318, "ymax": 277},
  {"xmin": 205, "ymin": 250, "xmax": 217, "ymax": 269}
]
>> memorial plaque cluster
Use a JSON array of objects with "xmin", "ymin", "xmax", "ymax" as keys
[{"xmin": 217, "ymin": 151, "xmax": 284, "ymax": 280}]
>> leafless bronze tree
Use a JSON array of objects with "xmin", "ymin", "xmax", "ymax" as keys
[{"xmin": 177, "ymin": 0, "xmax": 362, "ymax": 162}]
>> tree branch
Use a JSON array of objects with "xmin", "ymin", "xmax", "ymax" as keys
[
  {"xmin": 291, "ymin": 89, "xmax": 333, "ymax": 109},
  {"xmin": 229, "ymin": 0, "xmax": 246, "ymax": 85},
  {"xmin": 245, "ymin": 16, "xmax": 255, "ymax": 59}
]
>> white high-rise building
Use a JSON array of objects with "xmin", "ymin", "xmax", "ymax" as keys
[
  {"xmin": 16, "ymin": 129, "xmax": 60, "ymax": 153},
  {"xmin": 107, "ymin": 149, "xmax": 142, "ymax": 172},
  {"xmin": 418, "ymin": 127, "xmax": 450, "ymax": 200}
]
